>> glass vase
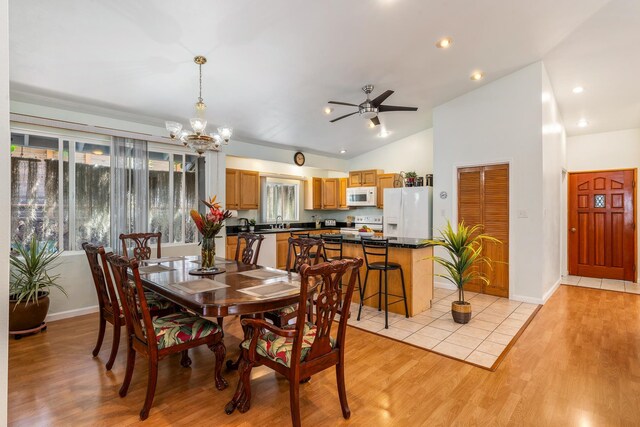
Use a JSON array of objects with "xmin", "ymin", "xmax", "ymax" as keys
[{"xmin": 201, "ymin": 236, "xmax": 216, "ymax": 269}]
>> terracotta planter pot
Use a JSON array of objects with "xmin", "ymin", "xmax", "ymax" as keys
[
  {"xmin": 451, "ymin": 301, "xmax": 471, "ymax": 324},
  {"xmin": 9, "ymin": 292, "xmax": 50, "ymax": 332}
]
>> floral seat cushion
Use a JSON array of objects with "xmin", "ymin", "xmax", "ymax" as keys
[
  {"xmin": 241, "ymin": 322, "xmax": 335, "ymax": 367},
  {"xmin": 153, "ymin": 312, "xmax": 221, "ymax": 350},
  {"xmin": 144, "ymin": 292, "xmax": 174, "ymax": 311},
  {"xmin": 272, "ymin": 304, "xmax": 298, "ymax": 317}
]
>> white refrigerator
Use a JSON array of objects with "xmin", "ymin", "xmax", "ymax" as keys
[{"xmin": 383, "ymin": 187, "xmax": 433, "ymax": 239}]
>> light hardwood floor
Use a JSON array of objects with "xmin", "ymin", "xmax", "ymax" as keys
[{"xmin": 8, "ymin": 285, "xmax": 640, "ymax": 426}]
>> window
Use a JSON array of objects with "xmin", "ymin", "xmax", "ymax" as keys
[
  {"xmin": 10, "ymin": 133, "xmax": 60, "ymax": 249},
  {"xmin": 10, "ymin": 129, "xmax": 199, "ymax": 251},
  {"xmin": 263, "ymin": 178, "xmax": 299, "ymax": 222},
  {"xmin": 148, "ymin": 151, "xmax": 199, "ymax": 243}
]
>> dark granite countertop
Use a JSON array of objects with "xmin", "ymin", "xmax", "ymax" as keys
[
  {"xmin": 226, "ymin": 225, "xmax": 342, "ymax": 236},
  {"xmin": 337, "ymin": 234, "xmax": 434, "ymax": 249}
]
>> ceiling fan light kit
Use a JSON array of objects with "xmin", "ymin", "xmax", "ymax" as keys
[
  {"xmin": 165, "ymin": 55, "xmax": 233, "ymax": 155},
  {"xmin": 328, "ymin": 84, "xmax": 417, "ymax": 127}
]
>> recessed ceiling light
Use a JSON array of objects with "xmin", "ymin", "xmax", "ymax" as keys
[
  {"xmin": 436, "ymin": 37, "xmax": 452, "ymax": 49},
  {"xmin": 470, "ymin": 71, "xmax": 484, "ymax": 81},
  {"xmin": 323, "ymin": 107, "xmax": 333, "ymax": 115},
  {"xmin": 572, "ymin": 86, "xmax": 584, "ymax": 94},
  {"xmin": 577, "ymin": 118, "xmax": 589, "ymax": 128},
  {"xmin": 339, "ymin": 149, "xmax": 347, "ymax": 154}
]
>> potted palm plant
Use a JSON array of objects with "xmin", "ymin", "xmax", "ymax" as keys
[
  {"xmin": 427, "ymin": 221, "xmax": 500, "ymax": 324},
  {"xmin": 9, "ymin": 236, "xmax": 67, "ymax": 337}
]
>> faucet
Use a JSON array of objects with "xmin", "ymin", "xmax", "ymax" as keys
[
  {"xmin": 238, "ymin": 217, "xmax": 249, "ymax": 231},
  {"xmin": 275, "ymin": 215, "xmax": 283, "ymax": 229}
]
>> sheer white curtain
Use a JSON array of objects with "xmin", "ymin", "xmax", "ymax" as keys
[{"xmin": 110, "ymin": 137, "xmax": 148, "ymax": 253}]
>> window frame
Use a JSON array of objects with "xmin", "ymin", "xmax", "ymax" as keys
[
  {"xmin": 261, "ymin": 177, "xmax": 300, "ymax": 223},
  {"xmin": 10, "ymin": 125, "xmax": 199, "ymax": 253}
]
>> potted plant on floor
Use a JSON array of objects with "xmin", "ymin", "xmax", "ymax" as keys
[
  {"xmin": 427, "ymin": 221, "xmax": 500, "ymax": 324},
  {"xmin": 9, "ymin": 236, "xmax": 67, "ymax": 338}
]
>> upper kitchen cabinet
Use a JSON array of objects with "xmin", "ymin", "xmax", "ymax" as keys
[
  {"xmin": 322, "ymin": 178, "xmax": 339, "ymax": 210},
  {"xmin": 339, "ymin": 178, "xmax": 348, "ymax": 209},
  {"xmin": 377, "ymin": 173, "xmax": 403, "ymax": 208},
  {"xmin": 349, "ymin": 169, "xmax": 383, "ymax": 187},
  {"xmin": 305, "ymin": 177, "xmax": 348, "ymax": 210},
  {"xmin": 226, "ymin": 168, "xmax": 260, "ymax": 210}
]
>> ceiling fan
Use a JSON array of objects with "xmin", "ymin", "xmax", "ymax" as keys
[{"xmin": 328, "ymin": 84, "xmax": 418, "ymax": 126}]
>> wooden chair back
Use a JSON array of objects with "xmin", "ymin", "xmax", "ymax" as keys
[
  {"xmin": 106, "ymin": 254, "xmax": 155, "ymax": 350},
  {"xmin": 289, "ymin": 231, "xmax": 311, "ymax": 238},
  {"xmin": 286, "ymin": 237, "xmax": 324, "ymax": 273},
  {"xmin": 360, "ymin": 238, "xmax": 390, "ymax": 268},
  {"xmin": 321, "ymin": 234, "xmax": 343, "ymax": 261},
  {"xmin": 119, "ymin": 232, "xmax": 162, "ymax": 260},
  {"xmin": 82, "ymin": 242, "xmax": 119, "ymax": 319},
  {"xmin": 235, "ymin": 232, "xmax": 265, "ymax": 265},
  {"xmin": 297, "ymin": 258, "xmax": 363, "ymax": 362}
]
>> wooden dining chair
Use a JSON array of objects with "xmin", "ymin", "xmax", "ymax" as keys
[
  {"xmin": 82, "ymin": 242, "xmax": 123, "ymax": 371},
  {"xmin": 119, "ymin": 232, "xmax": 162, "ymax": 260},
  {"xmin": 234, "ymin": 232, "xmax": 265, "ymax": 265},
  {"xmin": 106, "ymin": 253, "xmax": 228, "ymax": 420},
  {"xmin": 225, "ymin": 257, "xmax": 364, "ymax": 426},
  {"xmin": 264, "ymin": 237, "xmax": 324, "ymax": 327}
]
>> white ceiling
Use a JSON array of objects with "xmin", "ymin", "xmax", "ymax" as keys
[{"xmin": 8, "ymin": 0, "xmax": 638, "ymax": 158}]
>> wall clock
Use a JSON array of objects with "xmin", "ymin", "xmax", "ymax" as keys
[{"xmin": 294, "ymin": 151, "xmax": 305, "ymax": 166}]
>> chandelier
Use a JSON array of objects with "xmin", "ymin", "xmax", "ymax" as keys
[{"xmin": 165, "ymin": 56, "xmax": 232, "ymax": 155}]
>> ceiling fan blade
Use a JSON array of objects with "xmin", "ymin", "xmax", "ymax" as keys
[
  {"xmin": 328, "ymin": 101, "xmax": 358, "ymax": 107},
  {"xmin": 378, "ymin": 105, "xmax": 418, "ymax": 112},
  {"xmin": 371, "ymin": 90, "xmax": 394, "ymax": 107},
  {"xmin": 330, "ymin": 112, "xmax": 358, "ymax": 123},
  {"xmin": 370, "ymin": 116, "xmax": 380, "ymax": 126}
]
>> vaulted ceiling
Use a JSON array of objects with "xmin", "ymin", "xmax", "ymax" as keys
[{"xmin": 9, "ymin": 0, "xmax": 639, "ymax": 157}]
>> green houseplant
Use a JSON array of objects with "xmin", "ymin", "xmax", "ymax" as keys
[
  {"xmin": 427, "ymin": 221, "xmax": 500, "ymax": 324},
  {"xmin": 9, "ymin": 236, "xmax": 67, "ymax": 335},
  {"xmin": 249, "ymin": 219, "xmax": 256, "ymax": 232},
  {"xmin": 403, "ymin": 171, "xmax": 418, "ymax": 187}
]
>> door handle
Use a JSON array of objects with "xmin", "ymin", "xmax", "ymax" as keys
[{"xmin": 570, "ymin": 227, "xmax": 576, "ymax": 233}]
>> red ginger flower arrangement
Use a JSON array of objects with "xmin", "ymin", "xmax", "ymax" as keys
[{"xmin": 190, "ymin": 195, "xmax": 232, "ymax": 239}]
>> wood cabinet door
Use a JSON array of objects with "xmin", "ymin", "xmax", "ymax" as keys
[
  {"xmin": 226, "ymin": 169, "xmax": 239, "ymax": 210},
  {"xmin": 348, "ymin": 171, "xmax": 362, "ymax": 187},
  {"xmin": 377, "ymin": 173, "xmax": 400, "ymax": 208},
  {"xmin": 361, "ymin": 170, "xmax": 378, "ymax": 186},
  {"xmin": 276, "ymin": 235, "xmax": 289, "ymax": 269},
  {"xmin": 568, "ymin": 169, "xmax": 636, "ymax": 281},
  {"xmin": 339, "ymin": 178, "xmax": 348, "ymax": 208},
  {"xmin": 457, "ymin": 164, "xmax": 509, "ymax": 297},
  {"xmin": 322, "ymin": 178, "xmax": 339, "ymax": 209},
  {"xmin": 239, "ymin": 170, "xmax": 259, "ymax": 210},
  {"xmin": 312, "ymin": 177, "xmax": 322, "ymax": 210}
]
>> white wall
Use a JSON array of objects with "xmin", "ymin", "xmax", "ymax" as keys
[
  {"xmin": 566, "ymin": 128, "xmax": 640, "ymax": 276},
  {"xmin": 433, "ymin": 62, "xmax": 550, "ymax": 303},
  {"xmin": 349, "ymin": 128, "xmax": 433, "ymax": 177},
  {"xmin": 1, "ymin": 0, "xmax": 9, "ymax": 421},
  {"xmin": 540, "ymin": 64, "xmax": 566, "ymax": 300}
]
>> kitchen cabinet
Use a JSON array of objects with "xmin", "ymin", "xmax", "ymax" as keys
[
  {"xmin": 226, "ymin": 235, "xmax": 244, "ymax": 259},
  {"xmin": 339, "ymin": 178, "xmax": 348, "ymax": 208},
  {"xmin": 377, "ymin": 173, "xmax": 403, "ymax": 208},
  {"xmin": 322, "ymin": 178, "xmax": 339, "ymax": 209},
  {"xmin": 304, "ymin": 177, "xmax": 323, "ymax": 210},
  {"xmin": 226, "ymin": 168, "xmax": 260, "ymax": 210},
  {"xmin": 276, "ymin": 232, "xmax": 290, "ymax": 270},
  {"xmin": 349, "ymin": 169, "xmax": 382, "ymax": 187}
]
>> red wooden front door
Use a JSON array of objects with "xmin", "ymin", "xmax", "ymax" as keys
[{"xmin": 568, "ymin": 170, "xmax": 636, "ymax": 281}]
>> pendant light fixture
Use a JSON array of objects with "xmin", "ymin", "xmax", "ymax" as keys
[{"xmin": 165, "ymin": 56, "xmax": 233, "ymax": 155}]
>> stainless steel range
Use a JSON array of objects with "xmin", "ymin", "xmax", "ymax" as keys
[{"xmin": 339, "ymin": 215, "xmax": 383, "ymax": 235}]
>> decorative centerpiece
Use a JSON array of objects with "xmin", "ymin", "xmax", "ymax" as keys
[
  {"xmin": 190, "ymin": 195, "xmax": 232, "ymax": 275},
  {"xmin": 427, "ymin": 221, "xmax": 500, "ymax": 324}
]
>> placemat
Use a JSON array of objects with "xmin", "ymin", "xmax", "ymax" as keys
[
  {"xmin": 170, "ymin": 279, "xmax": 230, "ymax": 294},
  {"xmin": 189, "ymin": 258, "xmax": 235, "ymax": 265},
  {"xmin": 140, "ymin": 256, "xmax": 184, "ymax": 264},
  {"xmin": 237, "ymin": 280, "xmax": 300, "ymax": 298},
  {"xmin": 238, "ymin": 269, "xmax": 288, "ymax": 280},
  {"xmin": 138, "ymin": 265, "xmax": 175, "ymax": 274}
]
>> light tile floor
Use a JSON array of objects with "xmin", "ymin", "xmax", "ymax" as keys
[
  {"xmin": 347, "ymin": 287, "xmax": 538, "ymax": 368},
  {"xmin": 561, "ymin": 275, "xmax": 640, "ymax": 294}
]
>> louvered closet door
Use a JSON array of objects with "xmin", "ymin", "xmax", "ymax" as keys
[{"xmin": 457, "ymin": 164, "xmax": 509, "ymax": 297}]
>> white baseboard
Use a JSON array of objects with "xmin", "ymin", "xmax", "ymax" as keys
[
  {"xmin": 542, "ymin": 278, "xmax": 562, "ymax": 303},
  {"xmin": 511, "ymin": 278, "xmax": 562, "ymax": 305},
  {"xmin": 46, "ymin": 305, "xmax": 99, "ymax": 322}
]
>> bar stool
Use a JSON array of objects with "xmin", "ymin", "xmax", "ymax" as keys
[
  {"xmin": 358, "ymin": 238, "xmax": 409, "ymax": 328},
  {"xmin": 321, "ymin": 234, "xmax": 363, "ymax": 302}
]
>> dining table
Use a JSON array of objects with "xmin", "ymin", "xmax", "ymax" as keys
[{"xmin": 136, "ymin": 255, "xmax": 307, "ymax": 318}]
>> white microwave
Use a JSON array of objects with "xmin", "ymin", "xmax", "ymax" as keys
[{"xmin": 346, "ymin": 187, "xmax": 377, "ymax": 206}]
